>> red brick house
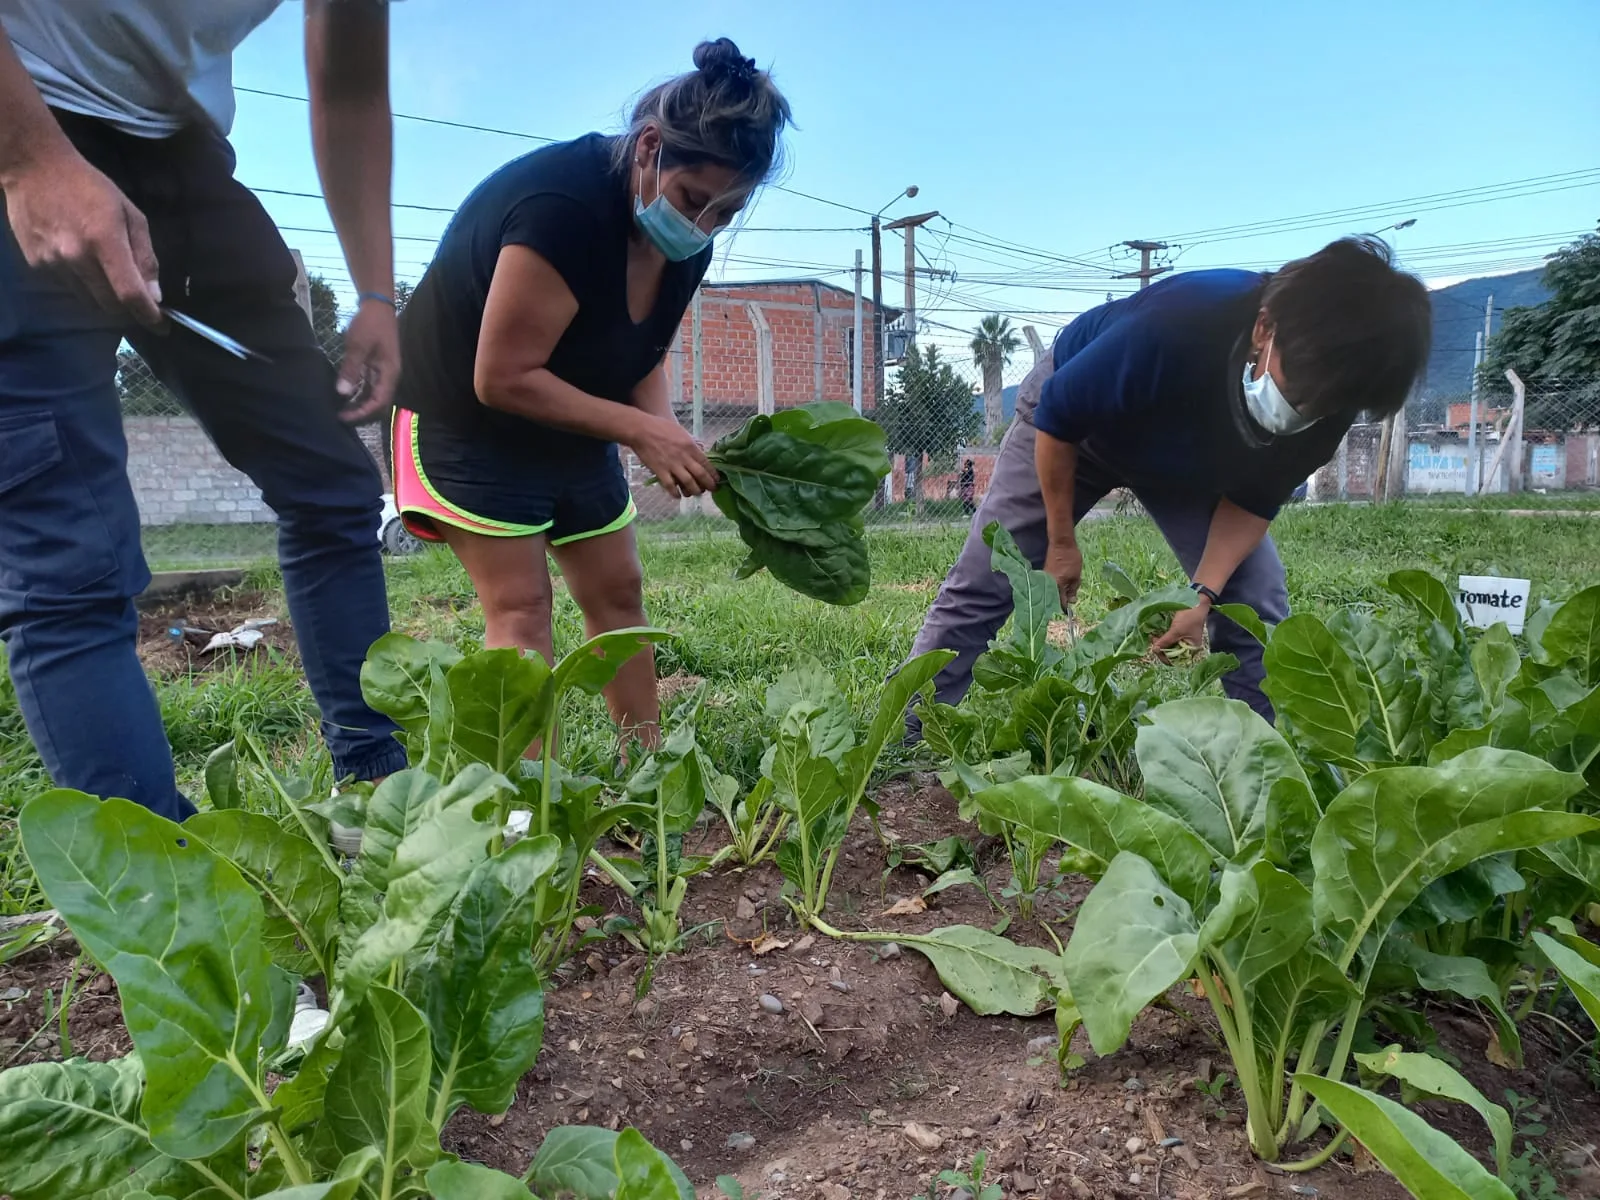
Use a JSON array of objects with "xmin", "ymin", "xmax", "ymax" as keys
[{"xmin": 666, "ymin": 279, "xmax": 898, "ymax": 427}]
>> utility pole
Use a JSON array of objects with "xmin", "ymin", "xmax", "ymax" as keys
[
  {"xmin": 852, "ymin": 250, "xmax": 864, "ymax": 414},
  {"xmin": 870, "ymin": 216, "xmax": 884, "ymax": 410},
  {"xmin": 1467, "ymin": 293, "xmax": 1493, "ymax": 493},
  {"xmin": 883, "ymin": 210, "xmax": 940, "ymax": 351},
  {"xmin": 1116, "ymin": 239, "xmax": 1170, "ymax": 289}
]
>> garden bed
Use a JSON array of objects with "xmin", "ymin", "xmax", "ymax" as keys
[{"xmin": 6, "ymin": 778, "xmax": 1595, "ymax": 1199}]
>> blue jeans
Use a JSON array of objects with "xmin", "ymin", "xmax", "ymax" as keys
[{"xmin": 0, "ymin": 113, "xmax": 406, "ymax": 822}]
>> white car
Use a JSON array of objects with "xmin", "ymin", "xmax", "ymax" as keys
[{"xmin": 379, "ymin": 493, "xmax": 425, "ymax": 555}]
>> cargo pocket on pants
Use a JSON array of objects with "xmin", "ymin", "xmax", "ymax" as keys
[{"xmin": 0, "ymin": 411, "xmax": 122, "ymax": 600}]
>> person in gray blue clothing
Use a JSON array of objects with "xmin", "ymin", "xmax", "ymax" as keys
[{"xmin": 905, "ymin": 236, "xmax": 1431, "ymax": 729}]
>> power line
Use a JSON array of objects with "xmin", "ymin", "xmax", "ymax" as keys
[{"xmin": 236, "ymin": 84, "xmax": 558, "ymax": 144}]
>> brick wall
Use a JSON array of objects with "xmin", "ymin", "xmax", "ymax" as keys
[
  {"xmin": 673, "ymin": 281, "xmax": 889, "ymax": 414},
  {"xmin": 125, "ymin": 416, "xmax": 274, "ymax": 526}
]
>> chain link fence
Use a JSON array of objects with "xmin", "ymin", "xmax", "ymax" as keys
[{"xmin": 1312, "ymin": 378, "xmax": 1600, "ymax": 501}]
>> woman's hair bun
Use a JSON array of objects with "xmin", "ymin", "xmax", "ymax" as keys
[{"xmin": 694, "ymin": 37, "xmax": 757, "ymax": 85}]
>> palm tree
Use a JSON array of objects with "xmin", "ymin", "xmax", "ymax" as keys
[{"xmin": 971, "ymin": 314, "xmax": 1021, "ymax": 442}]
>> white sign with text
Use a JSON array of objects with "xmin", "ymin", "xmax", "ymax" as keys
[{"xmin": 1456, "ymin": 575, "xmax": 1532, "ymax": 635}]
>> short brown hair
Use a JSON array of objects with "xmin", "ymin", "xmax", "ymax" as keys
[{"xmin": 1261, "ymin": 236, "xmax": 1432, "ymax": 419}]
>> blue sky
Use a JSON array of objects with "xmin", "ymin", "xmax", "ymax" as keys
[{"xmin": 231, "ymin": 0, "xmax": 1599, "ymax": 369}]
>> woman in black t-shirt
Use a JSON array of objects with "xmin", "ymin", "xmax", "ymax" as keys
[{"xmin": 393, "ymin": 38, "xmax": 791, "ymax": 748}]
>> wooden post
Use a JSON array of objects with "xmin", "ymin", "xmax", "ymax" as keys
[
  {"xmin": 1505, "ymin": 369, "xmax": 1526, "ymax": 493},
  {"xmin": 746, "ymin": 301, "xmax": 774, "ymax": 416},
  {"xmin": 1386, "ymin": 405, "xmax": 1409, "ymax": 498},
  {"xmin": 1374, "ymin": 414, "xmax": 1396, "ymax": 501},
  {"xmin": 1023, "ymin": 325, "xmax": 1046, "ymax": 363}
]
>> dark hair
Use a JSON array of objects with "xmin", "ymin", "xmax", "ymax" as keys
[
  {"xmin": 1260, "ymin": 235, "xmax": 1432, "ymax": 419},
  {"xmin": 615, "ymin": 38, "xmax": 793, "ymax": 191}
]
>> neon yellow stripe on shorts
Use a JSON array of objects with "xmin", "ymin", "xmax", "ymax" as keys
[{"xmin": 549, "ymin": 496, "xmax": 638, "ymax": 546}]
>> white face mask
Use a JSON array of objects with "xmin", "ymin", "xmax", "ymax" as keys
[{"xmin": 1242, "ymin": 336, "xmax": 1316, "ymax": 436}]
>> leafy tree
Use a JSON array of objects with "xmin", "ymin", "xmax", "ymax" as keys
[
  {"xmin": 971, "ymin": 314, "xmax": 1020, "ymax": 442},
  {"xmin": 394, "ymin": 278, "xmax": 415, "ymax": 316},
  {"xmin": 876, "ymin": 344, "xmax": 982, "ymax": 509},
  {"xmin": 308, "ymin": 273, "xmax": 343, "ymax": 363},
  {"xmin": 115, "ymin": 347, "xmax": 180, "ymax": 415},
  {"xmin": 1480, "ymin": 225, "xmax": 1600, "ymax": 428}
]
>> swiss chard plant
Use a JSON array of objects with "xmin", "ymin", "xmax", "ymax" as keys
[
  {"xmin": 0, "ymin": 787, "xmax": 696, "ymax": 1200},
  {"xmin": 357, "ymin": 631, "xmax": 669, "ymax": 971},
  {"xmin": 761, "ymin": 650, "xmax": 954, "ymax": 929},
  {"xmin": 1255, "ymin": 574, "xmax": 1600, "ymax": 1022},
  {"xmin": 1012, "ymin": 694, "xmax": 1599, "ymax": 1187},
  {"xmin": 916, "ymin": 524, "xmax": 1234, "ymax": 916},
  {"xmin": 708, "ymin": 401, "xmax": 892, "ymax": 606}
]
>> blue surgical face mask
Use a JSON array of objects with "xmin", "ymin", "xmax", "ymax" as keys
[
  {"xmin": 634, "ymin": 145, "xmax": 712, "ymax": 263},
  {"xmin": 1242, "ymin": 335, "xmax": 1316, "ymax": 436}
]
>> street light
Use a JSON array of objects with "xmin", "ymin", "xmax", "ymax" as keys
[{"xmin": 870, "ymin": 187, "xmax": 919, "ymax": 413}]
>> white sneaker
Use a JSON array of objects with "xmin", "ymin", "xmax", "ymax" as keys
[{"xmin": 289, "ymin": 982, "xmax": 329, "ymax": 1050}]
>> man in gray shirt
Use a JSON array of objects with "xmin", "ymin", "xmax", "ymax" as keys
[{"xmin": 0, "ymin": 2, "xmax": 406, "ymax": 820}]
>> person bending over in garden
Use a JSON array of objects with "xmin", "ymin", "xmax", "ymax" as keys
[
  {"xmin": 393, "ymin": 38, "xmax": 791, "ymax": 749},
  {"xmin": 0, "ymin": 1, "xmax": 406, "ymax": 823},
  {"xmin": 903, "ymin": 236, "xmax": 1431, "ymax": 734}
]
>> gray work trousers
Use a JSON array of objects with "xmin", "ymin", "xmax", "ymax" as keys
[{"xmin": 904, "ymin": 411, "xmax": 1289, "ymax": 727}]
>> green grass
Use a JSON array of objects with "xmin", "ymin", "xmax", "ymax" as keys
[{"xmin": 4, "ymin": 499, "xmax": 1600, "ymax": 911}]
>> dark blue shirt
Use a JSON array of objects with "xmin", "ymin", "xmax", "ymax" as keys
[{"xmin": 1031, "ymin": 269, "xmax": 1349, "ymax": 518}]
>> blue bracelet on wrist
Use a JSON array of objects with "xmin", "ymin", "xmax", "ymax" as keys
[{"xmin": 358, "ymin": 292, "xmax": 395, "ymax": 308}]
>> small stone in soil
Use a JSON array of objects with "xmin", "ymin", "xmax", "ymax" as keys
[
  {"xmin": 1013, "ymin": 1171, "xmax": 1037, "ymax": 1193},
  {"xmin": 634, "ymin": 999, "xmax": 655, "ymax": 1018},
  {"xmin": 1126, "ymin": 1137, "xmax": 1146, "ymax": 1154},
  {"xmin": 828, "ymin": 979, "xmax": 853, "ymax": 993},
  {"xmin": 735, "ymin": 896, "xmax": 757, "ymax": 921},
  {"xmin": 680, "ymin": 1140, "xmax": 693, "ymax": 1153},
  {"xmin": 902, "ymin": 1122, "xmax": 943, "ymax": 1152},
  {"xmin": 759, "ymin": 994, "xmax": 785, "ymax": 1015},
  {"xmin": 626, "ymin": 1047, "xmax": 646, "ymax": 1061},
  {"xmin": 1123, "ymin": 1075, "xmax": 1145, "ymax": 1091},
  {"xmin": 879, "ymin": 942, "xmax": 902, "ymax": 960},
  {"xmin": 727, "ymin": 1132, "xmax": 756, "ymax": 1152},
  {"xmin": 792, "ymin": 934, "xmax": 816, "ymax": 953},
  {"xmin": 1026, "ymin": 1034, "xmax": 1056, "ymax": 1056}
]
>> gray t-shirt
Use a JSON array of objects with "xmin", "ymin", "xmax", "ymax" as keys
[{"xmin": 2, "ymin": 0, "xmax": 282, "ymax": 138}]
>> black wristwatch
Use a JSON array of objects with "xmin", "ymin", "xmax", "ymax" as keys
[{"xmin": 1190, "ymin": 581, "xmax": 1222, "ymax": 605}]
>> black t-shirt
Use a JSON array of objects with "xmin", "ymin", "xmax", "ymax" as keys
[
  {"xmin": 1031, "ymin": 270, "xmax": 1350, "ymax": 518},
  {"xmin": 396, "ymin": 133, "xmax": 711, "ymax": 456}
]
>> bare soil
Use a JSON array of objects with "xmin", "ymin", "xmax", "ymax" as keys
[
  {"xmin": 4, "ymin": 781, "xmax": 1598, "ymax": 1200},
  {"xmin": 133, "ymin": 588, "xmax": 299, "ymax": 675}
]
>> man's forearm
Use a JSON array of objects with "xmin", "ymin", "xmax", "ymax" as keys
[
  {"xmin": 0, "ymin": 36, "xmax": 73, "ymax": 188},
  {"xmin": 304, "ymin": 1, "xmax": 393, "ymax": 299},
  {"xmin": 1192, "ymin": 498, "xmax": 1270, "ymax": 595},
  {"xmin": 1034, "ymin": 430, "xmax": 1080, "ymax": 546}
]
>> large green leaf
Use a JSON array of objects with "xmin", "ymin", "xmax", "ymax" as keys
[
  {"xmin": 552, "ymin": 629, "xmax": 674, "ymax": 701},
  {"xmin": 522, "ymin": 1127, "xmax": 693, "ymax": 1200},
  {"xmin": 1312, "ymin": 750, "xmax": 1594, "ymax": 964},
  {"xmin": 1292, "ymin": 1075, "xmax": 1516, "ymax": 1200},
  {"xmin": 973, "ymin": 774, "xmax": 1213, "ymax": 908},
  {"xmin": 414, "ymin": 835, "xmax": 559, "ymax": 1121},
  {"xmin": 847, "ymin": 649, "xmax": 955, "ymax": 797},
  {"xmin": 1541, "ymin": 584, "xmax": 1600, "ymax": 686},
  {"xmin": 1064, "ymin": 586, "xmax": 1195, "ymax": 669},
  {"xmin": 0, "ymin": 1055, "xmax": 198, "ymax": 1200},
  {"xmin": 710, "ymin": 402, "xmax": 888, "ymax": 534},
  {"xmin": 338, "ymin": 766, "xmax": 509, "ymax": 1012},
  {"xmin": 1136, "ymin": 697, "xmax": 1310, "ymax": 862},
  {"xmin": 185, "ymin": 810, "xmax": 341, "ymax": 977},
  {"xmin": 1533, "ymin": 932, "xmax": 1600, "ymax": 1030},
  {"xmin": 444, "ymin": 650, "xmax": 553, "ymax": 773},
  {"xmin": 613, "ymin": 1127, "xmax": 694, "ymax": 1200},
  {"xmin": 19, "ymin": 792, "xmax": 290, "ymax": 1160},
  {"xmin": 1532, "ymin": 678, "xmax": 1600, "ymax": 775},
  {"xmin": 1380, "ymin": 941, "xmax": 1522, "ymax": 1067},
  {"xmin": 319, "ymin": 986, "xmax": 435, "ymax": 1187},
  {"xmin": 203, "ymin": 740, "xmax": 243, "ymax": 810},
  {"xmin": 973, "ymin": 524, "xmax": 1063, "ymax": 687},
  {"xmin": 1471, "ymin": 625, "xmax": 1523, "ymax": 719},
  {"xmin": 1354, "ymin": 1046, "xmax": 1512, "ymax": 1175},
  {"xmin": 731, "ymin": 511, "xmax": 873, "ymax": 606},
  {"xmin": 1422, "ymin": 619, "xmax": 1488, "ymax": 735},
  {"xmin": 1251, "ymin": 947, "xmax": 1354, "ymax": 1079},
  {"xmin": 1264, "ymin": 775, "xmax": 1322, "ymax": 880},
  {"xmin": 1063, "ymin": 853, "xmax": 1200, "ymax": 1055},
  {"xmin": 999, "ymin": 676, "xmax": 1087, "ymax": 774},
  {"xmin": 1386, "ymin": 570, "xmax": 1462, "ymax": 629},
  {"xmin": 426, "ymin": 1160, "xmax": 533, "ymax": 1198},
  {"xmin": 1327, "ymin": 610, "xmax": 1427, "ymax": 763},
  {"xmin": 251, "ymin": 1149, "xmax": 379, "ymax": 1200},
  {"xmin": 893, "ymin": 925, "xmax": 1067, "ymax": 1017},
  {"xmin": 1262, "ymin": 615, "xmax": 1368, "ymax": 769},
  {"xmin": 271, "ymin": 1027, "xmax": 342, "ymax": 1137},
  {"xmin": 764, "ymin": 658, "xmax": 855, "ymax": 763},
  {"xmin": 1206, "ymin": 860, "xmax": 1316, "ymax": 990},
  {"xmin": 361, "ymin": 634, "xmax": 464, "ymax": 734}
]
